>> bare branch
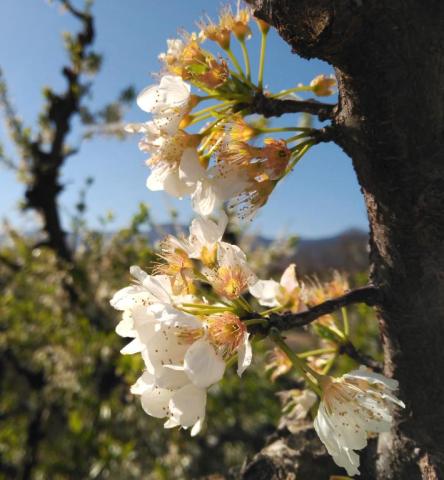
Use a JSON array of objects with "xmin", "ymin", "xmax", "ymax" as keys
[
  {"xmin": 239, "ymin": 91, "xmax": 336, "ymax": 121},
  {"xmin": 339, "ymin": 341, "xmax": 383, "ymax": 372},
  {"xmin": 254, "ymin": 285, "xmax": 382, "ymax": 333}
]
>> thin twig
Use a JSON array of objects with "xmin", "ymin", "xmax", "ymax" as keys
[
  {"xmin": 239, "ymin": 91, "xmax": 336, "ymax": 121},
  {"xmin": 252, "ymin": 285, "xmax": 382, "ymax": 334},
  {"xmin": 340, "ymin": 341, "xmax": 383, "ymax": 372}
]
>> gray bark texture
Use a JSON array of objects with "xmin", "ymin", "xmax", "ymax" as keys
[{"xmin": 244, "ymin": 1, "xmax": 444, "ymax": 479}]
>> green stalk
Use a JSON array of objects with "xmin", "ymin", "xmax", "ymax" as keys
[
  {"xmin": 287, "ymin": 133, "xmax": 312, "ymax": 144},
  {"xmin": 198, "ymin": 117, "xmax": 225, "ymax": 138},
  {"xmin": 238, "ymin": 295, "xmax": 253, "ymax": 313},
  {"xmin": 322, "ymin": 353, "xmax": 339, "ymax": 375},
  {"xmin": 341, "ymin": 307, "xmax": 350, "ymax": 337},
  {"xmin": 286, "ymin": 142, "xmax": 314, "ymax": 172},
  {"xmin": 257, "ymin": 29, "xmax": 268, "ymax": 91},
  {"xmin": 297, "ymin": 347, "xmax": 338, "ymax": 359},
  {"xmin": 191, "ymin": 100, "xmax": 236, "ymax": 119},
  {"xmin": 225, "ymin": 47, "xmax": 245, "ymax": 77},
  {"xmin": 260, "ymin": 305, "xmax": 283, "ymax": 316},
  {"xmin": 272, "ymin": 85, "xmax": 311, "ymax": 98},
  {"xmin": 239, "ymin": 39, "xmax": 251, "ymax": 80},
  {"xmin": 269, "ymin": 328, "xmax": 322, "ymax": 395},
  {"xmin": 188, "ymin": 112, "xmax": 214, "ymax": 126}
]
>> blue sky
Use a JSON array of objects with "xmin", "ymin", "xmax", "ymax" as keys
[{"xmin": 0, "ymin": 0, "xmax": 368, "ymax": 239}]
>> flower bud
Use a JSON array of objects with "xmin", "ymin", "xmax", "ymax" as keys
[
  {"xmin": 255, "ymin": 17, "xmax": 270, "ymax": 34},
  {"xmin": 310, "ymin": 75, "xmax": 336, "ymax": 96}
]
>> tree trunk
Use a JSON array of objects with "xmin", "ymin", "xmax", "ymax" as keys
[{"xmin": 247, "ymin": 1, "xmax": 444, "ymax": 478}]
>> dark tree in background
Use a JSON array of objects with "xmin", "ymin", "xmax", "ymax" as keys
[
  {"xmin": 0, "ymin": 0, "xmax": 133, "ymax": 265},
  {"xmin": 244, "ymin": 1, "xmax": 444, "ymax": 479}
]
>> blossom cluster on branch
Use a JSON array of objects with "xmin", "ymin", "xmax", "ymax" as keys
[{"xmin": 112, "ymin": 3, "xmax": 404, "ymax": 477}]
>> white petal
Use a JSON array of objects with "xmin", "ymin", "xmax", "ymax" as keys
[
  {"xmin": 130, "ymin": 265, "xmax": 149, "ymax": 282},
  {"xmin": 142, "ymin": 274, "xmax": 173, "ymax": 304},
  {"xmin": 155, "ymin": 304, "xmax": 202, "ymax": 329},
  {"xmin": 163, "ymin": 167, "xmax": 194, "ymax": 198},
  {"xmin": 110, "ymin": 285, "xmax": 143, "ymax": 310},
  {"xmin": 164, "ymin": 417, "xmax": 180, "ymax": 429},
  {"xmin": 314, "ymin": 401, "xmax": 362, "ymax": 476},
  {"xmin": 153, "ymin": 113, "xmax": 182, "ymax": 136},
  {"xmin": 249, "ymin": 279, "xmax": 280, "ymax": 307},
  {"xmin": 179, "ymin": 148, "xmax": 206, "ymax": 184},
  {"xmin": 280, "ymin": 264, "xmax": 299, "ymax": 292},
  {"xmin": 120, "ymin": 338, "xmax": 144, "ymax": 355},
  {"xmin": 146, "ymin": 328, "xmax": 189, "ymax": 369},
  {"xmin": 155, "ymin": 367, "xmax": 189, "ymax": 390},
  {"xmin": 146, "ymin": 164, "xmax": 174, "ymax": 191},
  {"xmin": 137, "ymin": 75, "xmax": 190, "ymax": 114},
  {"xmin": 130, "ymin": 371, "xmax": 155, "ymax": 395},
  {"xmin": 115, "ymin": 311, "xmax": 136, "ymax": 338},
  {"xmin": 117, "ymin": 305, "xmax": 157, "ymax": 343},
  {"xmin": 140, "ymin": 385, "xmax": 174, "ymax": 418},
  {"xmin": 184, "ymin": 339, "xmax": 225, "ymax": 388},
  {"xmin": 169, "ymin": 383, "xmax": 207, "ymax": 428},
  {"xmin": 189, "ymin": 212, "xmax": 227, "ymax": 252},
  {"xmin": 346, "ymin": 367, "xmax": 399, "ymax": 391},
  {"xmin": 332, "ymin": 448, "xmax": 360, "ymax": 477},
  {"xmin": 137, "ymin": 85, "xmax": 162, "ymax": 113},
  {"xmin": 237, "ymin": 333, "xmax": 252, "ymax": 376},
  {"xmin": 190, "ymin": 417, "xmax": 204, "ymax": 436},
  {"xmin": 191, "ymin": 180, "xmax": 218, "ymax": 216}
]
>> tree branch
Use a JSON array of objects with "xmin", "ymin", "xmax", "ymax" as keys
[
  {"xmin": 254, "ymin": 285, "xmax": 382, "ymax": 333},
  {"xmin": 239, "ymin": 91, "xmax": 336, "ymax": 121},
  {"xmin": 339, "ymin": 341, "xmax": 383, "ymax": 372}
]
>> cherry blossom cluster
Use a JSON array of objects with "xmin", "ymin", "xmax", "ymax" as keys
[
  {"xmin": 113, "ymin": 4, "xmax": 404, "ymax": 477},
  {"xmin": 124, "ymin": 4, "xmax": 335, "ymax": 221}
]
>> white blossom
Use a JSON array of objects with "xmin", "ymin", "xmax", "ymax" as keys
[
  {"xmin": 136, "ymin": 75, "xmax": 191, "ymax": 134},
  {"xmin": 190, "ymin": 165, "xmax": 250, "ymax": 217},
  {"xmin": 158, "ymin": 38, "xmax": 185, "ymax": 63},
  {"xmin": 249, "ymin": 264, "xmax": 306, "ymax": 312},
  {"xmin": 131, "ymin": 371, "xmax": 206, "ymax": 436},
  {"xmin": 203, "ymin": 243, "xmax": 257, "ymax": 300},
  {"xmin": 186, "ymin": 213, "xmax": 227, "ymax": 266},
  {"xmin": 282, "ymin": 389, "xmax": 317, "ymax": 421},
  {"xmin": 314, "ymin": 368, "xmax": 405, "ymax": 477}
]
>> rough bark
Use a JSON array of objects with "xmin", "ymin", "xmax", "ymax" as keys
[{"xmin": 247, "ymin": 0, "xmax": 444, "ymax": 478}]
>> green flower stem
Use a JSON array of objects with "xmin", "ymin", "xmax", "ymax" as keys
[
  {"xmin": 180, "ymin": 303, "xmax": 233, "ymax": 311},
  {"xmin": 269, "ymin": 328, "xmax": 322, "ymax": 395},
  {"xmin": 225, "ymin": 47, "xmax": 245, "ymax": 77},
  {"xmin": 297, "ymin": 347, "xmax": 338, "ymax": 359},
  {"xmin": 258, "ymin": 29, "xmax": 268, "ymax": 91},
  {"xmin": 238, "ymin": 295, "xmax": 253, "ymax": 313},
  {"xmin": 232, "ymin": 296, "xmax": 253, "ymax": 315},
  {"xmin": 287, "ymin": 133, "xmax": 312, "ymax": 144},
  {"xmin": 322, "ymin": 352, "xmax": 339, "ymax": 375},
  {"xmin": 239, "ymin": 39, "xmax": 251, "ymax": 80},
  {"xmin": 260, "ymin": 305, "xmax": 284, "ymax": 316},
  {"xmin": 225, "ymin": 354, "xmax": 238, "ymax": 369},
  {"xmin": 286, "ymin": 141, "xmax": 314, "ymax": 171},
  {"xmin": 180, "ymin": 308, "xmax": 235, "ymax": 317},
  {"xmin": 198, "ymin": 117, "xmax": 225, "ymax": 138},
  {"xmin": 188, "ymin": 112, "xmax": 214, "ymax": 126},
  {"xmin": 341, "ymin": 307, "xmax": 350, "ymax": 337},
  {"xmin": 191, "ymin": 101, "xmax": 236, "ymax": 119},
  {"xmin": 272, "ymin": 85, "xmax": 311, "ymax": 98}
]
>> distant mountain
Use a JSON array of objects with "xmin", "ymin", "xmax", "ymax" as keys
[
  {"xmin": 294, "ymin": 229, "xmax": 369, "ymax": 275},
  {"xmin": 1, "ymin": 225, "xmax": 369, "ymax": 275}
]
